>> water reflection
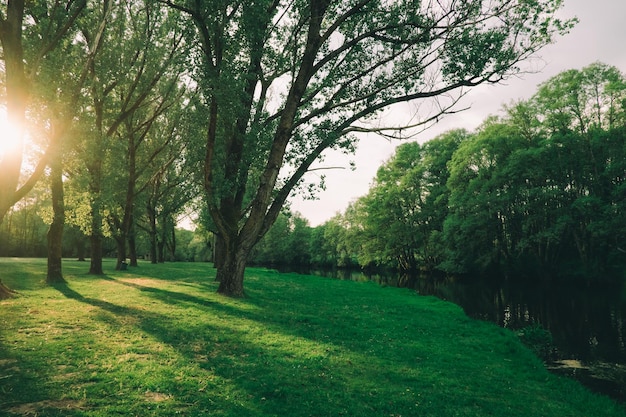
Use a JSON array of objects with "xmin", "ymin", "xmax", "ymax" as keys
[{"xmin": 288, "ymin": 267, "xmax": 626, "ymax": 403}]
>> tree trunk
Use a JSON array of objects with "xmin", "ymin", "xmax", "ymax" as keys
[
  {"xmin": 89, "ymin": 233, "xmax": 104, "ymax": 275},
  {"xmin": 114, "ymin": 235, "xmax": 126, "ymax": 270},
  {"xmin": 128, "ymin": 231, "xmax": 138, "ymax": 266},
  {"xmin": 216, "ymin": 245, "xmax": 247, "ymax": 297},
  {"xmin": 148, "ymin": 207, "xmax": 157, "ymax": 264},
  {"xmin": 46, "ymin": 154, "xmax": 65, "ymax": 284},
  {"xmin": 0, "ymin": 0, "xmax": 27, "ymax": 227}
]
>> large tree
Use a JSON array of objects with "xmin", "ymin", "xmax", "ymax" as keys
[
  {"xmin": 164, "ymin": 0, "xmax": 574, "ymax": 296},
  {"xmin": 0, "ymin": 1, "xmax": 87, "ymax": 294},
  {"xmin": 0, "ymin": 0, "xmax": 86, "ymax": 225}
]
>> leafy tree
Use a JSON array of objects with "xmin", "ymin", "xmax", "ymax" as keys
[
  {"xmin": 0, "ymin": 196, "xmax": 48, "ymax": 257},
  {"xmin": 442, "ymin": 63, "xmax": 626, "ymax": 280},
  {"xmin": 0, "ymin": 1, "xmax": 90, "ymax": 291},
  {"xmin": 163, "ymin": 0, "xmax": 573, "ymax": 296},
  {"xmin": 187, "ymin": 225, "xmax": 214, "ymax": 262},
  {"xmin": 358, "ymin": 130, "xmax": 466, "ymax": 272},
  {"xmin": 103, "ymin": 2, "xmax": 189, "ymax": 270},
  {"xmin": 252, "ymin": 211, "xmax": 312, "ymax": 266},
  {"xmin": 0, "ymin": 0, "xmax": 87, "ymax": 226},
  {"xmin": 443, "ymin": 119, "xmax": 528, "ymax": 275},
  {"xmin": 66, "ymin": 0, "xmax": 189, "ymax": 273}
]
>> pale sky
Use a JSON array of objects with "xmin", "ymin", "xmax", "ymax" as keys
[{"xmin": 290, "ymin": 0, "xmax": 626, "ymax": 226}]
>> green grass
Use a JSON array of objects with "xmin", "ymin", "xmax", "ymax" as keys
[{"xmin": 0, "ymin": 258, "xmax": 624, "ymax": 416}]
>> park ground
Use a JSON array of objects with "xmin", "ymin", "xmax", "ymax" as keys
[{"xmin": 0, "ymin": 258, "xmax": 624, "ymax": 416}]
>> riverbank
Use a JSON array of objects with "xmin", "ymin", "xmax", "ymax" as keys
[{"xmin": 1, "ymin": 258, "xmax": 624, "ymax": 416}]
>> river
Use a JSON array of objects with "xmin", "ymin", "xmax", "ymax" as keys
[{"xmin": 290, "ymin": 267, "xmax": 626, "ymax": 404}]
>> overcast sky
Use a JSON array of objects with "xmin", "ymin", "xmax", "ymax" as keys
[{"xmin": 290, "ymin": 0, "xmax": 626, "ymax": 226}]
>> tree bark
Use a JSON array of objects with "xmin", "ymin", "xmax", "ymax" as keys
[
  {"xmin": 128, "ymin": 218, "xmax": 138, "ymax": 267},
  {"xmin": 0, "ymin": 0, "xmax": 28, "ymax": 226},
  {"xmin": 216, "ymin": 242, "xmax": 247, "ymax": 297},
  {"xmin": 148, "ymin": 204, "xmax": 158, "ymax": 264},
  {"xmin": 89, "ymin": 233, "xmax": 104, "ymax": 275},
  {"xmin": 46, "ymin": 151, "xmax": 65, "ymax": 284}
]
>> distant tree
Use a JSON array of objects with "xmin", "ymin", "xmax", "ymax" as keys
[
  {"xmin": 287, "ymin": 213, "xmax": 312, "ymax": 266},
  {"xmin": 443, "ymin": 119, "xmax": 527, "ymax": 275},
  {"xmin": 442, "ymin": 63, "xmax": 626, "ymax": 280},
  {"xmin": 164, "ymin": 0, "xmax": 573, "ymax": 296},
  {"xmin": 0, "ymin": 196, "xmax": 48, "ymax": 257},
  {"xmin": 251, "ymin": 211, "xmax": 312, "ymax": 266},
  {"xmin": 252, "ymin": 212, "xmax": 291, "ymax": 266},
  {"xmin": 187, "ymin": 225, "xmax": 213, "ymax": 262},
  {"xmin": 356, "ymin": 130, "xmax": 465, "ymax": 272}
]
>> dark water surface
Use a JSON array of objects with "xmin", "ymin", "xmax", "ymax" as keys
[{"xmin": 293, "ymin": 268, "xmax": 626, "ymax": 404}]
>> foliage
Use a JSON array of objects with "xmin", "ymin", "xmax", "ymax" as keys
[
  {"xmin": 441, "ymin": 63, "xmax": 626, "ymax": 280},
  {"xmin": 251, "ymin": 211, "xmax": 312, "ymax": 266},
  {"xmin": 1, "ymin": 258, "xmax": 623, "ymax": 416},
  {"xmin": 161, "ymin": 0, "xmax": 574, "ymax": 295},
  {"xmin": 293, "ymin": 62, "xmax": 626, "ymax": 283},
  {"xmin": 518, "ymin": 325, "xmax": 556, "ymax": 362},
  {"xmin": 354, "ymin": 130, "xmax": 467, "ymax": 272}
]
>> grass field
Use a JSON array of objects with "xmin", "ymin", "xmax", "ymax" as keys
[{"xmin": 1, "ymin": 258, "xmax": 624, "ymax": 416}]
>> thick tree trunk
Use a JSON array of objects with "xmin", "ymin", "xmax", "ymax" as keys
[
  {"xmin": 46, "ymin": 155, "xmax": 65, "ymax": 284},
  {"xmin": 0, "ymin": 0, "xmax": 27, "ymax": 227},
  {"xmin": 216, "ymin": 246, "xmax": 247, "ymax": 297}
]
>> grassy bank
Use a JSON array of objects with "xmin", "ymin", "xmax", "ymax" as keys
[{"xmin": 0, "ymin": 258, "xmax": 624, "ymax": 416}]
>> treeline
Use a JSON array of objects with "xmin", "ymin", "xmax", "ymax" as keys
[
  {"xmin": 4, "ymin": 63, "xmax": 625, "ymax": 285},
  {"xmin": 0, "ymin": 202, "xmax": 212, "ymax": 263},
  {"xmin": 253, "ymin": 63, "xmax": 626, "ymax": 283}
]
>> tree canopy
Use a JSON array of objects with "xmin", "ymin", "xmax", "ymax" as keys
[
  {"xmin": 1, "ymin": 0, "xmax": 574, "ymax": 296},
  {"xmin": 163, "ymin": 0, "xmax": 573, "ymax": 296}
]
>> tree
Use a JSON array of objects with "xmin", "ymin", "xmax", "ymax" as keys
[
  {"xmin": 443, "ymin": 119, "xmax": 528, "ymax": 275},
  {"xmin": 0, "ymin": 1, "xmax": 89, "ymax": 292},
  {"xmin": 357, "ymin": 130, "xmax": 466, "ymax": 272},
  {"xmin": 441, "ymin": 64, "xmax": 626, "ymax": 280},
  {"xmin": 163, "ymin": 0, "xmax": 572, "ymax": 296},
  {"xmin": 103, "ymin": 2, "xmax": 188, "ymax": 270},
  {"xmin": 70, "ymin": 0, "xmax": 188, "ymax": 273},
  {"xmin": 0, "ymin": 0, "xmax": 86, "ymax": 224}
]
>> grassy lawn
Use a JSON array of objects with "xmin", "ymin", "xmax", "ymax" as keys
[{"xmin": 0, "ymin": 258, "xmax": 624, "ymax": 416}]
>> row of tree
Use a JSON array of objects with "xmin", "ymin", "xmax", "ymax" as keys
[
  {"xmin": 252, "ymin": 63, "xmax": 626, "ymax": 284},
  {"xmin": 1, "ymin": 0, "xmax": 572, "ymax": 296},
  {"xmin": 0, "ymin": 1, "xmax": 202, "ymax": 291}
]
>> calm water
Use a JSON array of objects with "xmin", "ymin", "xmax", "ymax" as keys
[{"xmin": 296, "ymin": 268, "xmax": 626, "ymax": 403}]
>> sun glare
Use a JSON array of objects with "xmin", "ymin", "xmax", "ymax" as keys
[{"xmin": 0, "ymin": 111, "xmax": 23, "ymax": 160}]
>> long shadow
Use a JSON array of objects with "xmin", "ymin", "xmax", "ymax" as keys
[
  {"xmin": 0, "ymin": 345, "xmax": 59, "ymax": 415},
  {"xmin": 44, "ymin": 276, "xmax": 590, "ymax": 416}
]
